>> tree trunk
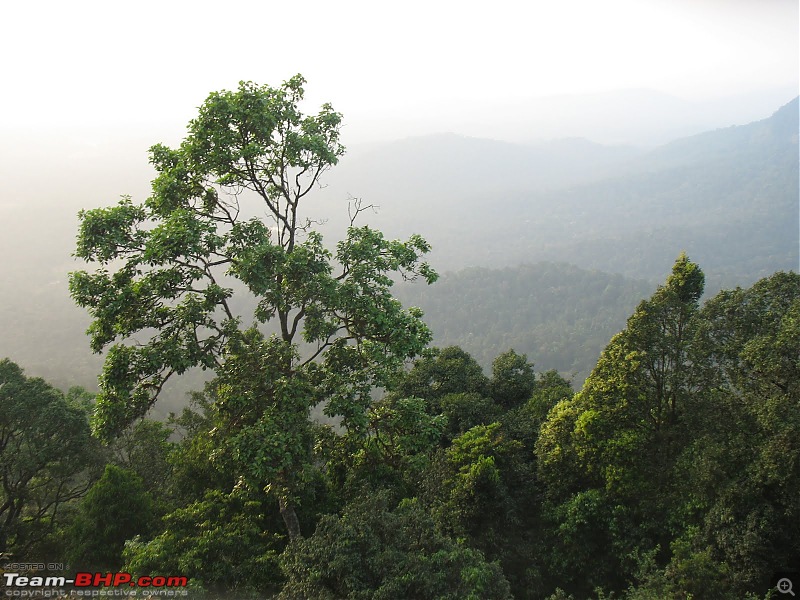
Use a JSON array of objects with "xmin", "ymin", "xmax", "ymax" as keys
[{"xmin": 279, "ymin": 496, "xmax": 302, "ymax": 541}]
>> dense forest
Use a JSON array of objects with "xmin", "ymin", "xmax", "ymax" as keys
[
  {"xmin": 3, "ymin": 260, "xmax": 798, "ymax": 598},
  {"xmin": 1, "ymin": 78, "xmax": 798, "ymax": 599}
]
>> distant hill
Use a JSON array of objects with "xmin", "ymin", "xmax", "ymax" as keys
[
  {"xmin": 496, "ymin": 97, "xmax": 800, "ymax": 290},
  {"xmin": 317, "ymin": 97, "xmax": 799, "ymax": 292},
  {"xmin": 633, "ymin": 96, "xmax": 799, "ymax": 169},
  {"xmin": 394, "ymin": 262, "xmax": 655, "ymax": 385},
  {"xmin": 344, "ymin": 87, "xmax": 799, "ymax": 146},
  {"xmin": 341, "ymin": 133, "xmax": 642, "ymax": 196}
]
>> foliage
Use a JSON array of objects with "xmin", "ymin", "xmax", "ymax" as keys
[
  {"xmin": 0, "ymin": 359, "xmax": 98, "ymax": 556},
  {"xmin": 318, "ymin": 394, "xmax": 445, "ymax": 509},
  {"xmin": 421, "ymin": 418, "xmax": 545, "ymax": 597},
  {"xmin": 393, "ymin": 346, "xmax": 489, "ymax": 410},
  {"xmin": 524, "ymin": 370, "xmax": 574, "ymax": 428},
  {"xmin": 679, "ymin": 270, "xmax": 800, "ymax": 592},
  {"xmin": 279, "ymin": 490, "xmax": 512, "ymax": 599},
  {"xmin": 68, "ymin": 464, "xmax": 154, "ymax": 570},
  {"xmin": 439, "ymin": 392, "xmax": 503, "ymax": 441},
  {"xmin": 533, "ymin": 262, "xmax": 799, "ymax": 598},
  {"xmin": 110, "ymin": 418, "xmax": 174, "ymax": 510},
  {"xmin": 165, "ymin": 390, "xmax": 236, "ymax": 505},
  {"xmin": 489, "ymin": 349, "xmax": 536, "ymax": 409},
  {"xmin": 123, "ymin": 488, "xmax": 284, "ymax": 595},
  {"xmin": 538, "ymin": 253, "xmax": 703, "ymax": 496},
  {"xmin": 535, "ymin": 254, "xmax": 705, "ymax": 595},
  {"xmin": 0, "ymin": 262, "xmax": 793, "ymax": 598}
]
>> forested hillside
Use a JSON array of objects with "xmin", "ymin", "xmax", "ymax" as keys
[{"xmin": 394, "ymin": 262, "xmax": 654, "ymax": 383}]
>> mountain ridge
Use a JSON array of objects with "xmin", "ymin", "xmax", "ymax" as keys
[{"xmin": 314, "ymin": 96, "xmax": 798, "ymax": 288}]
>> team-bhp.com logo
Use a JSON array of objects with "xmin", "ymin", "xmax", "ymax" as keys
[{"xmin": 4, "ymin": 572, "xmax": 188, "ymax": 597}]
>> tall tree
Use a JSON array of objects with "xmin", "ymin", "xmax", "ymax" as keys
[
  {"xmin": 538, "ymin": 253, "xmax": 704, "ymax": 496},
  {"xmin": 69, "ymin": 76, "xmax": 437, "ymax": 539},
  {"xmin": 535, "ymin": 254, "xmax": 705, "ymax": 594}
]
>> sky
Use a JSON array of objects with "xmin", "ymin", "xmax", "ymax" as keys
[{"xmin": 2, "ymin": 0, "xmax": 797, "ymax": 143}]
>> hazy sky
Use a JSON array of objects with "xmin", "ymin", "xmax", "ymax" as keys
[{"xmin": 2, "ymin": 0, "xmax": 798, "ymax": 141}]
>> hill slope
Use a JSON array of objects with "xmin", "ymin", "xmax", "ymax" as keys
[{"xmin": 394, "ymin": 262, "xmax": 655, "ymax": 384}]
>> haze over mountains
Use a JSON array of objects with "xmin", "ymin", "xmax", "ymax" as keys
[
  {"xmin": 346, "ymin": 86, "xmax": 799, "ymax": 145},
  {"xmin": 0, "ymin": 90, "xmax": 797, "ymax": 398},
  {"xmin": 317, "ymin": 95, "xmax": 799, "ymax": 287}
]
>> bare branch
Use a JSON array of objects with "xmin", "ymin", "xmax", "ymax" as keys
[{"xmin": 347, "ymin": 196, "xmax": 378, "ymax": 226}]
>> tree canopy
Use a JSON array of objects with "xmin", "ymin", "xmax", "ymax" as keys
[
  {"xmin": 69, "ymin": 75, "xmax": 437, "ymax": 538},
  {"xmin": 0, "ymin": 359, "xmax": 97, "ymax": 555}
]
